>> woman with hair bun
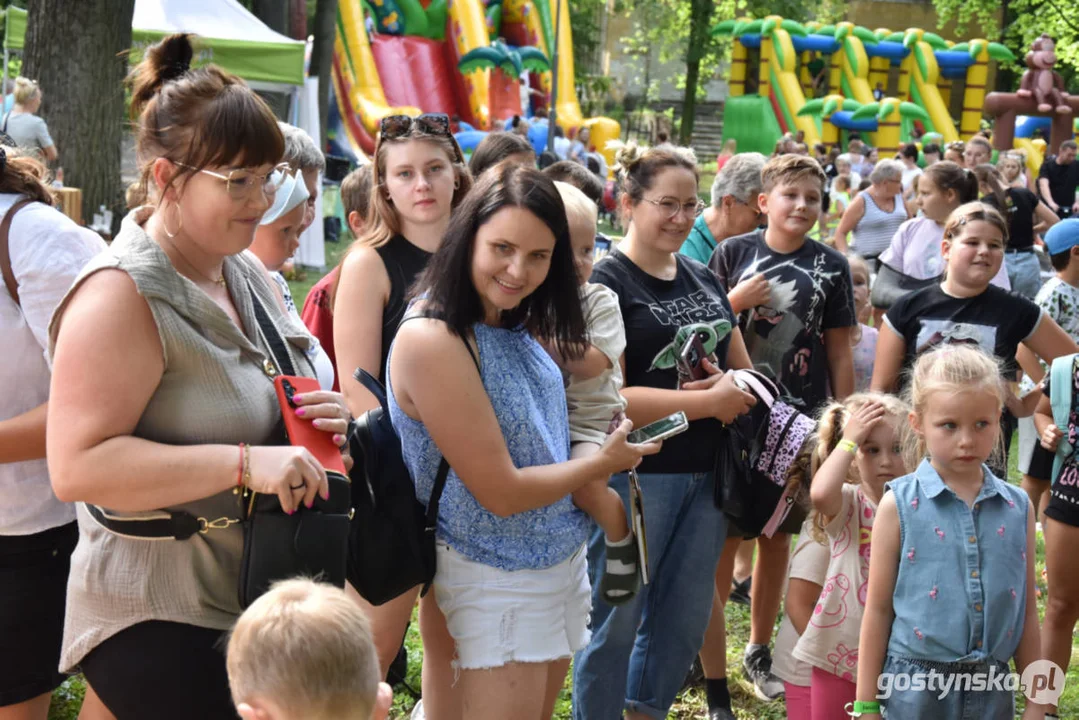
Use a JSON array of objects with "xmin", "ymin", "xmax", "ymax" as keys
[
  {"xmin": 45, "ymin": 34, "xmax": 353, "ymax": 719},
  {"xmin": 2, "ymin": 77, "xmax": 57, "ymax": 163},
  {"xmin": 0, "ymin": 146, "xmax": 104, "ymax": 720},
  {"xmin": 572, "ymin": 141, "xmax": 757, "ymax": 719}
]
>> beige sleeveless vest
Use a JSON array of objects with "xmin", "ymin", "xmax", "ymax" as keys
[{"xmin": 48, "ymin": 208, "xmax": 316, "ymax": 671}]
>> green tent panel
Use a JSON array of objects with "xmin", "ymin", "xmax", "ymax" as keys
[{"xmin": 4, "ymin": 6, "xmax": 26, "ymax": 52}]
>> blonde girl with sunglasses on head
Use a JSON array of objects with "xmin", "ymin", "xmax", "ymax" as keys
[{"xmin": 332, "ymin": 112, "xmax": 472, "ymax": 719}]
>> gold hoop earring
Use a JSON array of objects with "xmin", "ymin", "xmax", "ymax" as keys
[{"xmin": 163, "ymin": 202, "xmax": 183, "ymax": 238}]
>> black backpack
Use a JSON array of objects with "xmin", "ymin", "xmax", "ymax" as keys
[
  {"xmin": 346, "ymin": 341, "xmax": 480, "ymax": 606},
  {"xmin": 714, "ymin": 369, "xmax": 817, "ymax": 537}
]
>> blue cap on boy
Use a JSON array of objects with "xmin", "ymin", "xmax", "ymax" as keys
[{"xmin": 1045, "ymin": 219, "xmax": 1079, "ymax": 256}]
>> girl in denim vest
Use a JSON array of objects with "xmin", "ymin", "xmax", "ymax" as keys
[{"xmin": 854, "ymin": 345, "xmax": 1046, "ymax": 719}]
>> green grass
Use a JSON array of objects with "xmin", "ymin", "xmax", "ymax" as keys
[{"xmin": 42, "ymin": 252, "xmax": 1079, "ymax": 719}]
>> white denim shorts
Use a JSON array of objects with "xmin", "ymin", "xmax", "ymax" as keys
[{"xmin": 433, "ymin": 542, "xmax": 592, "ymax": 670}]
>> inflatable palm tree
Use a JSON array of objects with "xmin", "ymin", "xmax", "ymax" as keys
[{"xmin": 851, "ymin": 97, "xmax": 930, "ymax": 155}]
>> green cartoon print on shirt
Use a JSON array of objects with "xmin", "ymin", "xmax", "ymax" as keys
[{"xmin": 650, "ymin": 319, "xmax": 733, "ymax": 372}]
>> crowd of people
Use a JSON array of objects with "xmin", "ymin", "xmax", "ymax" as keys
[{"xmin": 10, "ymin": 30, "xmax": 1079, "ymax": 720}]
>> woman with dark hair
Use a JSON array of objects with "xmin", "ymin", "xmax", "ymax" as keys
[
  {"xmin": 0, "ymin": 147, "xmax": 105, "ymax": 720},
  {"xmin": 46, "ymin": 34, "xmax": 352, "ymax": 718},
  {"xmin": 974, "ymin": 162, "xmax": 1058, "ymax": 299},
  {"xmin": 572, "ymin": 142, "xmax": 756, "ymax": 720},
  {"xmin": 388, "ymin": 163, "xmax": 657, "ymax": 719},
  {"xmin": 468, "ymin": 131, "xmax": 535, "ymax": 178}
]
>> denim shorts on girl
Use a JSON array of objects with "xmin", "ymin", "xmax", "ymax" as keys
[
  {"xmin": 433, "ymin": 541, "xmax": 592, "ymax": 670},
  {"xmin": 880, "ymin": 655, "xmax": 1015, "ymax": 720}
]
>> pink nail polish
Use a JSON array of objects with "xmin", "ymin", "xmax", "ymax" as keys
[
  {"xmin": 321, "ymin": 490, "xmax": 330, "ymax": 500},
  {"xmin": 292, "ymin": 394, "xmax": 303, "ymax": 403},
  {"xmin": 306, "ymin": 500, "xmax": 314, "ymax": 509},
  {"xmin": 286, "ymin": 508, "xmax": 294, "ymax": 516},
  {"xmin": 295, "ymin": 408, "xmax": 306, "ymax": 417}
]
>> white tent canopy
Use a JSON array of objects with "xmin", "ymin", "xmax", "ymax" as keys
[{"xmin": 5, "ymin": 0, "xmax": 305, "ymax": 90}]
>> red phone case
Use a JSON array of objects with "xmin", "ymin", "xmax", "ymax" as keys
[{"xmin": 273, "ymin": 375, "xmax": 347, "ymax": 475}]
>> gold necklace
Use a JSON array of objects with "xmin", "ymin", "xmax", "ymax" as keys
[{"xmin": 159, "ymin": 234, "xmax": 227, "ymax": 286}]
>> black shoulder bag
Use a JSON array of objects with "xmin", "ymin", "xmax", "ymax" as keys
[
  {"xmin": 347, "ymin": 320, "xmax": 481, "ymax": 606},
  {"xmin": 239, "ymin": 288, "xmax": 354, "ymax": 607}
]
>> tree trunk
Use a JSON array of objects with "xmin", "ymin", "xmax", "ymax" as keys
[
  {"xmin": 678, "ymin": 0, "xmax": 713, "ymax": 145},
  {"xmin": 289, "ymin": 0, "xmax": 308, "ymax": 39},
  {"xmin": 253, "ymin": 0, "xmax": 291, "ymax": 33},
  {"xmin": 309, "ymin": 0, "xmax": 339, "ymax": 150},
  {"xmin": 24, "ymin": 0, "xmax": 135, "ymax": 234}
]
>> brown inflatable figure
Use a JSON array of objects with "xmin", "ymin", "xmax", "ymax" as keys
[{"xmin": 1018, "ymin": 34, "xmax": 1071, "ymax": 114}]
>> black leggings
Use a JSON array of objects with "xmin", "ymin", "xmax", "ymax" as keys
[{"xmin": 80, "ymin": 620, "xmax": 237, "ymax": 720}]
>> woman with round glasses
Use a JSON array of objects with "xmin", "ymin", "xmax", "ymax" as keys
[
  {"xmin": 572, "ymin": 141, "xmax": 757, "ymax": 719},
  {"xmin": 45, "ymin": 34, "xmax": 352, "ymax": 718},
  {"xmin": 332, "ymin": 111, "xmax": 472, "ymax": 711}
]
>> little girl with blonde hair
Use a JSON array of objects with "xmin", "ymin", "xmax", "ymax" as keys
[
  {"xmin": 855, "ymin": 345, "xmax": 1045, "ymax": 719},
  {"xmin": 790, "ymin": 392, "xmax": 908, "ymax": 719}
]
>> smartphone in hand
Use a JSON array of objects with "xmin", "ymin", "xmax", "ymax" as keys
[
  {"xmin": 678, "ymin": 333, "xmax": 709, "ymax": 381},
  {"xmin": 627, "ymin": 411, "xmax": 689, "ymax": 444}
]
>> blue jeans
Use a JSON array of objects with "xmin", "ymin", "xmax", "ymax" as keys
[
  {"xmin": 572, "ymin": 471, "xmax": 728, "ymax": 719},
  {"xmin": 1005, "ymin": 250, "xmax": 1042, "ymax": 299},
  {"xmin": 880, "ymin": 655, "xmax": 1015, "ymax": 720}
]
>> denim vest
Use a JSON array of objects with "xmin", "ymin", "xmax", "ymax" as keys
[{"xmin": 886, "ymin": 460, "xmax": 1029, "ymax": 664}]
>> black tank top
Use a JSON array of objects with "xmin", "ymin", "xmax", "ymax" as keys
[{"xmin": 376, "ymin": 235, "xmax": 433, "ymax": 378}]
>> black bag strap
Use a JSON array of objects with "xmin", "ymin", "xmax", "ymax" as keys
[
  {"xmin": 395, "ymin": 311, "xmax": 481, "ymax": 531},
  {"xmin": 85, "ymin": 502, "xmax": 205, "ymax": 540},
  {"xmin": 2, "ymin": 112, "xmax": 10, "ymax": 134},
  {"xmin": 424, "ymin": 328, "xmax": 480, "ymax": 533},
  {"xmin": 249, "ymin": 280, "xmax": 296, "ymax": 377}
]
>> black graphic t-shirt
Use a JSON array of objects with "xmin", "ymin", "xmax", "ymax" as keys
[
  {"xmin": 982, "ymin": 187, "xmax": 1038, "ymax": 251},
  {"xmin": 709, "ymin": 230, "xmax": 856, "ymax": 414},
  {"xmin": 592, "ymin": 250, "xmax": 735, "ymax": 474},
  {"xmin": 885, "ymin": 284, "xmax": 1043, "ymax": 385}
]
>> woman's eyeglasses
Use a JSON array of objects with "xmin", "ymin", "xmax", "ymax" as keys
[
  {"xmin": 643, "ymin": 196, "xmax": 706, "ymax": 220},
  {"xmin": 177, "ymin": 162, "xmax": 291, "ymax": 202}
]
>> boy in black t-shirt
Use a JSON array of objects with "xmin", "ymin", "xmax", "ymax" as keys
[
  {"xmin": 707, "ymin": 153, "xmax": 856, "ymax": 705},
  {"xmin": 709, "ymin": 154, "xmax": 857, "ymax": 413}
]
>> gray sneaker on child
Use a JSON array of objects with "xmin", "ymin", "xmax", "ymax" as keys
[{"xmin": 742, "ymin": 644, "xmax": 785, "ymax": 701}]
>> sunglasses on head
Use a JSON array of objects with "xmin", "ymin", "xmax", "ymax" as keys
[{"xmin": 379, "ymin": 113, "xmax": 452, "ymax": 141}]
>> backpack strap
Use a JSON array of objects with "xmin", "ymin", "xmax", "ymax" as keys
[
  {"xmin": 423, "ymin": 331, "xmax": 481, "ymax": 536},
  {"xmin": 1050, "ymin": 355, "xmax": 1075, "ymax": 484},
  {"xmin": 0, "ymin": 197, "xmax": 36, "ymax": 307}
]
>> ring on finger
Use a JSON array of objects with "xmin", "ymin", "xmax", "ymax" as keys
[{"xmin": 290, "ymin": 482, "xmax": 305, "ymax": 491}]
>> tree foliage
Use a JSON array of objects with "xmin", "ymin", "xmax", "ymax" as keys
[
  {"xmin": 931, "ymin": 0, "xmax": 1079, "ymax": 90},
  {"xmin": 611, "ymin": 0, "xmax": 847, "ymax": 141}
]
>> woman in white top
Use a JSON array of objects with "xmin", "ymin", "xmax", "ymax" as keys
[
  {"xmin": 0, "ymin": 145, "xmax": 104, "ymax": 719},
  {"xmin": 249, "ymin": 169, "xmax": 336, "ymax": 390}
]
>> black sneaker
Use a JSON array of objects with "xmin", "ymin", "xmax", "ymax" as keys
[
  {"xmin": 729, "ymin": 576, "xmax": 751, "ymax": 606},
  {"xmin": 742, "ymin": 645, "xmax": 785, "ymax": 702}
]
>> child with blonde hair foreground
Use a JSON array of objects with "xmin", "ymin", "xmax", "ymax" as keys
[
  {"xmin": 855, "ymin": 345, "xmax": 1044, "ymax": 719},
  {"xmin": 227, "ymin": 579, "xmax": 393, "ymax": 720}
]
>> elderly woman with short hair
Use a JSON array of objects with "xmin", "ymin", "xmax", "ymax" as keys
[
  {"xmin": 833, "ymin": 158, "xmax": 909, "ymax": 265},
  {"xmin": 278, "ymin": 122, "xmax": 325, "ymax": 234},
  {"xmin": 680, "ymin": 153, "xmax": 767, "ymax": 272}
]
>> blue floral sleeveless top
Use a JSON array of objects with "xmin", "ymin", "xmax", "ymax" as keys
[{"xmin": 388, "ymin": 322, "xmax": 590, "ymax": 571}]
